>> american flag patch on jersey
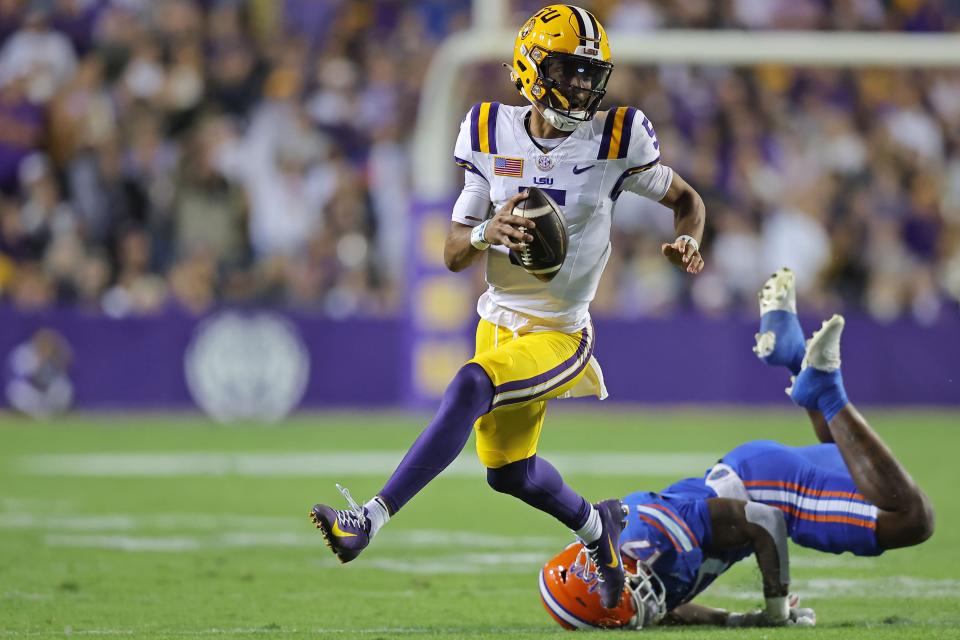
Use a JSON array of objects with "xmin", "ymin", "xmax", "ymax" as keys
[{"xmin": 493, "ymin": 156, "xmax": 524, "ymax": 178}]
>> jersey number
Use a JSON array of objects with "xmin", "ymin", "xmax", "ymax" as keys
[
  {"xmin": 641, "ymin": 116, "xmax": 660, "ymax": 150},
  {"xmin": 519, "ymin": 186, "xmax": 566, "ymax": 205},
  {"xmin": 534, "ymin": 7, "xmax": 562, "ymax": 23}
]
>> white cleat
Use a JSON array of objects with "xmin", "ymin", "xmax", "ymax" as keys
[
  {"xmin": 800, "ymin": 314, "xmax": 845, "ymax": 373},
  {"xmin": 758, "ymin": 268, "xmax": 797, "ymax": 315},
  {"xmin": 753, "ymin": 332, "xmax": 777, "ymax": 359},
  {"xmin": 753, "ymin": 268, "xmax": 798, "ymax": 359}
]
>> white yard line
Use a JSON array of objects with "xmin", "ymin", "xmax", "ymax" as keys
[
  {"xmin": 0, "ymin": 630, "xmax": 472, "ymax": 637},
  {"xmin": 44, "ymin": 535, "xmax": 202, "ymax": 552},
  {"xmin": 15, "ymin": 451, "xmax": 717, "ymax": 478},
  {"xmin": 0, "ymin": 630, "xmax": 137, "ymax": 637},
  {"xmin": 355, "ymin": 552, "xmax": 549, "ymax": 575},
  {"xmin": 35, "ymin": 529, "xmax": 957, "ymax": 598},
  {"xmin": 39, "ymin": 529, "xmax": 569, "ymax": 554},
  {"xmin": 710, "ymin": 577, "xmax": 960, "ymax": 600},
  {"xmin": 0, "ymin": 513, "xmax": 301, "ymax": 532},
  {"xmin": 1, "ymin": 591, "xmax": 48, "ymax": 601},
  {"xmin": 789, "ymin": 555, "xmax": 874, "ymax": 569}
]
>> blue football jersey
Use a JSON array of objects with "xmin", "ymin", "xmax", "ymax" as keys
[
  {"xmin": 620, "ymin": 491, "xmax": 751, "ymax": 611},
  {"xmin": 656, "ymin": 441, "xmax": 882, "ymax": 558},
  {"xmin": 720, "ymin": 441, "xmax": 881, "ymax": 557}
]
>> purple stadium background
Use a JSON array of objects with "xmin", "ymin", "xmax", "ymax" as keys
[
  {"xmin": 1, "ymin": 1, "xmax": 960, "ymax": 414},
  {"xmin": 2, "ymin": 306, "xmax": 956, "ymax": 410}
]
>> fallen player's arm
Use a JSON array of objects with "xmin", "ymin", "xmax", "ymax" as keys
[
  {"xmin": 707, "ymin": 498, "xmax": 792, "ymax": 624},
  {"xmin": 660, "ymin": 602, "xmax": 732, "ymax": 626}
]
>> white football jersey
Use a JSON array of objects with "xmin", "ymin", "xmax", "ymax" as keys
[{"xmin": 452, "ymin": 102, "xmax": 673, "ymax": 333}]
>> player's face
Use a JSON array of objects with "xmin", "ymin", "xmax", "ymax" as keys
[{"xmin": 540, "ymin": 55, "xmax": 611, "ymax": 113}]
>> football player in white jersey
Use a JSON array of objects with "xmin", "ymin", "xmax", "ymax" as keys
[{"xmin": 310, "ymin": 5, "xmax": 706, "ymax": 609}]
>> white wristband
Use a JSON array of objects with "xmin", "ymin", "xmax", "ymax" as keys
[
  {"xmin": 471, "ymin": 220, "xmax": 491, "ymax": 251},
  {"xmin": 675, "ymin": 234, "xmax": 699, "ymax": 252},
  {"xmin": 765, "ymin": 596, "xmax": 789, "ymax": 623}
]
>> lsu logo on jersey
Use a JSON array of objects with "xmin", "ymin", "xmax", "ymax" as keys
[{"xmin": 493, "ymin": 156, "xmax": 524, "ymax": 178}]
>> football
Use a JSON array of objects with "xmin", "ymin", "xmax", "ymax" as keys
[{"xmin": 509, "ymin": 187, "xmax": 569, "ymax": 282}]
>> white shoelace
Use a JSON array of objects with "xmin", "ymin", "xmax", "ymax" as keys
[
  {"xmin": 335, "ymin": 483, "xmax": 367, "ymax": 530},
  {"xmin": 575, "ymin": 544, "xmax": 604, "ymax": 583}
]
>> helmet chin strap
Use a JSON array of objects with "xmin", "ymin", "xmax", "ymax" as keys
[
  {"xmin": 508, "ymin": 61, "xmax": 586, "ymax": 134},
  {"xmin": 531, "ymin": 100, "xmax": 581, "ymax": 132}
]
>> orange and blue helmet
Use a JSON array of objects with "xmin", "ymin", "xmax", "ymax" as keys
[{"xmin": 539, "ymin": 542, "xmax": 667, "ymax": 630}]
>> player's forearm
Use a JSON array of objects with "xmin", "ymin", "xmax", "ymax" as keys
[
  {"xmin": 662, "ymin": 602, "xmax": 732, "ymax": 626},
  {"xmin": 671, "ymin": 186, "xmax": 705, "ymax": 244},
  {"xmin": 743, "ymin": 502, "xmax": 791, "ymax": 619},
  {"xmin": 443, "ymin": 225, "xmax": 483, "ymax": 272},
  {"xmin": 751, "ymin": 526, "xmax": 789, "ymax": 598},
  {"xmin": 659, "ymin": 173, "xmax": 705, "ymax": 244},
  {"xmin": 707, "ymin": 499, "xmax": 790, "ymax": 616}
]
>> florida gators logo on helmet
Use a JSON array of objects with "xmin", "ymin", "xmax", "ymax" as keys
[{"xmin": 539, "ymin": 542, "xmax": 667, "ymax": 630}]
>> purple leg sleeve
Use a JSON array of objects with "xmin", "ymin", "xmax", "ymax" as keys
[
  {"xmin": 486, "ymin": 455, "xmax": 591, "ymax": 530},
  {"xmin": 379, "ymin": 363, "xmax": 493, "ymax": 514}
]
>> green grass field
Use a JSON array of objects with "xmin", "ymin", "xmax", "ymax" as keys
[{"xmin": 1, "ymin": 408, "xmax": 959, "ymax": 639}]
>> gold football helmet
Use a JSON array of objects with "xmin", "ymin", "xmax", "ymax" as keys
[{"xmin": 511, "ymin": 5, "xmax": 613, "ymax": 131}]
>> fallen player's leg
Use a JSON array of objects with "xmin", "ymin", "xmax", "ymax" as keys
[
  {"xmin": 753, "ymin": 268, "xmax": 805, "ymax": 375},
  {"xmin": 826, "ymin": 404, "xmax": 934, "ymax": 549},
  {"xmin": 753, "ymin": 268, "xmax": 835, "ymax": 442},
  {"xmin": 790, "ymin": 315, "xmax": 935, "ymax": 550}
]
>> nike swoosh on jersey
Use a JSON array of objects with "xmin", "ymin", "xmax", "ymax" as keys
[
  {"xmin": 572, "ymin": 164, "xmax": 595, "ymax": 174},
  {"xmin": 331, "ymin": 521, "xmax": 357, "ymax": 538},
  {"xmin": 606, "ymin": 535, "xmax": 619, "ymax": 568}
]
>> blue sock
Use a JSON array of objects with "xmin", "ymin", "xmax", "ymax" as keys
[
  {"xmin": 758, "ymin": 310, "xmax": 805, "ymax": 375},
  {"xmin": 791, "ymin": 367, "xmax": 849, "ymax": 423}
]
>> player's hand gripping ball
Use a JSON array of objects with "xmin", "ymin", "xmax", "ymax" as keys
[
  {"xmin": 481, "ymin": 188, "xmax": 568, "ymax": 282},
  {"xmin": 509, "ymin": 187, "xmax": 568, "ymax": 282}
]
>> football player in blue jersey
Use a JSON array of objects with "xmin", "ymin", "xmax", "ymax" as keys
[
  {"xmin": 310, "ymin": 4, "xmax": 707, "ymax": 609},
  {"xmin": 539, "ymin": 269, "xmax": 934, "ymax": 630}
]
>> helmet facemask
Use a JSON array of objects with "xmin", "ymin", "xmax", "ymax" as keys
[
  {"xmin": 625, "ymin": 559, "xmax": 668, "ymax": 629},
  {"xmin": 531, "ymin": 51, "xmax": 612, "ymax": 131}
]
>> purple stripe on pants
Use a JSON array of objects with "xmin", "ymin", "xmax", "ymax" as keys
[
  {"xmin": 492, "ymin": 346, "xmax": 594, "ymax": 409},
  {"xmin": 494, "ymin": 326, "xmax": 591, "ymax": 395}
]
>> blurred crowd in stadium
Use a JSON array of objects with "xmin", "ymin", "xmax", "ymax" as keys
[{"xmin": 0, "ymin": 0, "xmax": 958, "ymax": 324}]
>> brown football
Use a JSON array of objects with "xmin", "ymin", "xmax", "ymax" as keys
[{"xmin": 509, "ymin": 188, "xmax": 568, "ymax": 282}]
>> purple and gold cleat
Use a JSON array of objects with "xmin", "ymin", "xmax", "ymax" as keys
[
  {"xmin": 309, "ymin": 484, "xmax": 371, "ymax": 563},
  {"xmin": 585, "ymin": 499, "xmax": 628, "ymax": 609}
]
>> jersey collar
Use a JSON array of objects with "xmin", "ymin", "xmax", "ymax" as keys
[{"xmin": 519, "ymin": 106, "xmax": 587, "ymax": 156}]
